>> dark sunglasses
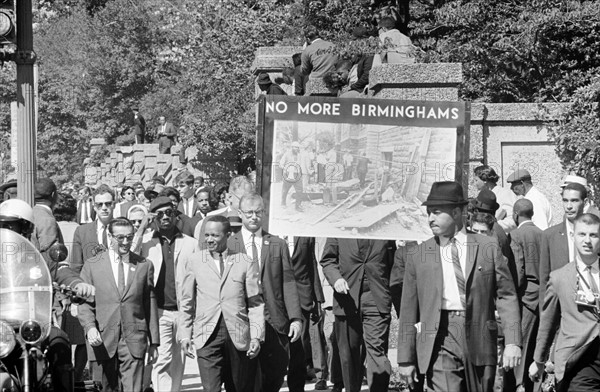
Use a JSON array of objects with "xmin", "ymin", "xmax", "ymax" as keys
[{"xmin": 156, "ymin": 209, "xmax": 175, "ymax": 219}]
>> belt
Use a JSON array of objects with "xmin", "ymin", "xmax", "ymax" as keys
[{"xmin": 442, "ymin": 309, "xmax": 465, "ymax": 317}]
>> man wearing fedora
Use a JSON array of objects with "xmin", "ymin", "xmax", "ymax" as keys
[
  {"xmin": 507, "ymin": 169, "xmax": 552, "ymax": 230},
  {"xmin": 257, "ymin": 72, "xmax": 287, "ymax": 95},
  {"xmin": 397, "ymin": 181, "xmax": 522, "ymax": 392}
]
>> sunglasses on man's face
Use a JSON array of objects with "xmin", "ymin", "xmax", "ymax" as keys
[{"xmin": 155, "ymin": 209, "xmax": 175, "ymax": 219}]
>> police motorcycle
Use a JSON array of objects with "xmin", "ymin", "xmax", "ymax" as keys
[{"xmin": 0, "ymin": 229, "xmax": 98, "ymax": 392}]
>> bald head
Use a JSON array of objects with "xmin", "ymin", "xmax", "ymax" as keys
[{"xmin": 513, "ymin": 198, "xmax": 534, "ymax": 220}]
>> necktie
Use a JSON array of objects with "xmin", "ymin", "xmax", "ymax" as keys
[
  {"xmin": 450, "ymin": 238, "xmax": 466, "ymax": 309},
  {"xmin": 587, "ymin": 265, "xmax": 599, "ymax": 295},
  {"xmin": 102, "ymin": 226, "xmax": 108, "ymax": 248},
  {"xmin": 117, "ymin": 256, "xmax": 125, "ymax": 295},
  {"xmin": 251, "ymin": 234, "xmax": 259, "ymax": 264},
  {"xmin": 219, "ymin": 253, "xmax": 224, "ymax": 278}
]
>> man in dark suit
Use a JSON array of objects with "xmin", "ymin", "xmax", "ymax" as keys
[
  {"xmin": 286, "ymin": 236, "xmax": 326, "ymax": 391},
  {"xmin": 539, "ymin": 182, "xmax": 588, "ymax": 306},
  {"xmin": 157, "ymin": 116, "xmax": 177, "ymax": 154},
  {"xmin": 31, "ymin": 178, "xmax": 64, "ymax": 264},
  {"xmin": 530, "ymin": 213, "xmax": 600, "ymax": 391},
  {"xmin": 76, "ymin": 186, "xmax": 96, "ymax": 224},
  {"xmin": 133, "ymin": 107, "xmax": 146, "ymax": 144},
  {"xmin": 509, "ymin": 199, "xmax": 543, "ymax": 392},
  {"xmin": 78, "ymin": 217, "xmax": 160, "ymax": 392},
  {"xmin": 180, "ymin": 215, "xmax": 264, "ymax": 392},
  {"xmin": 397, "ymin": 181, "xmax": 522, "ymax": 392},
  {"xmin": 321, "ymin": 236, "xmax": 396, "ymax": 392},
  {"xmin": 228, "ymin": 193, "xmax": 303, "ymax": 392},
  {"xmin": 175, "ymin": 171, "xmax": 197, "ymax": 218}
]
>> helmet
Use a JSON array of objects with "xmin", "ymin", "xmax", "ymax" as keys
[{"xmin": 0, "ymin": 199, "xmax": 34, "ymax": 224}]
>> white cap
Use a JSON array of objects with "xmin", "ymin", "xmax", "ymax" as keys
[
  {"xmin": 0, "ymin": 199, "xmax": 34, "ymax": 224},
  {"xmin": 560, "ymin": 174, "xmax": 588, "ymax": 188}
]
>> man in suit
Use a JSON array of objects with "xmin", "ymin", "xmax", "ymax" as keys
[
  {"xmin": 140, "ymin": 196, "xmax": 197, "ymax": 392},
  {"xmin": 78, "ymin": 217, "xmax": 159, "ymax": 392},
  {"xmin": 190, "ymin": 187, "xmax": 212, "ymax": 238},
  {"xmin": 76, "ymin": 186, "xmax": 96, "ymax": 224},
  {"xmin": 157, "ymin": 116, "xmax": 177, "ymax": 154},
  {"xmin": 530, "ymin": 213, "xmax": 600, "ymax": 391},
  {"xmin": 228, "ymin": 193, "xmax": 303, "ymax": 392},
  {"xmin": 507, "ymin": 169, "xmax": 553, "ymax": 230},
  {"xmin": 539, "ymin": 182, "xmax": 588, "ymax": 307},
  {"xmin": 509, "ymin": 199, "xmax": 543, "ymax": 392},
  {"xmin": 286, "ymin": 236, "xmax": 326, "ymax": 391},
  {"xmin": 175, "ymin": 171, "xmax": 197, "ymax": 218},
  {"xmin": 301, "ymin": 25, "xmax": 338, "ymax": 79},
  {"xmin": 397, "ymin": 181, "xmax": 522, "ymax": 392},
  {"xmin": 320, "ymin": 236, "xmax": 396, "ymax": 392},
  {"xmin": 179, "ymin": 215, "xmax": 265, "ymax": 392},
  {"xmin": 133, "ymin": 107, "xmax": 146, "ymax": 144},
  {"xmin": 31, "ymin": 178, "xmax": 64, "ymax": 264}
]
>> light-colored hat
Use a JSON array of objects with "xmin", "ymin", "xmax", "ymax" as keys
[{"xmin": 560, "ymin": 174, "xmax": 587, "ymax": 188}]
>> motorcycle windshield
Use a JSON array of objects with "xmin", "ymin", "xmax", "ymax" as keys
[{"xmin": 0, "ymin": 229, "xmax": 53, "ymax": 333}]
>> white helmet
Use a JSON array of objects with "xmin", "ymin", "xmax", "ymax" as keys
[{"xmin": 0, "ymin": 199, "xmax": 34, "ymax": 225}]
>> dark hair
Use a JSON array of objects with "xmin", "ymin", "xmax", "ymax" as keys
[
  {"xmin": 211, "ymin": 183, "xmax": 228, "ymax": 209},
  {"xmin": 159, "ymin": 186, "xmax": 181, "ymax": 202},
  {"xmin": 108, "ymin": 217, "xmax": 134, "ymax": 235},
  {"xmin": 303, "ymin": 25, "xmax": 319, "ymax": 41},
  {"xmin": 205, "ymin": 215, "xmax": 231, "ymax": 234},
  {"xmin": 292, "ymin": 53, "xmax": 302, "ymax": 67},
  {"xmin": 93, "ymin": 184, "xmax": 115, "ymax": 201},
  {"xmin": 471, "ymin": 212, "xmax": 495, "ymax": 231},
  {"xmin": 562, "ymin": 182, "xmax": 588, "ymax": 200},
  {"xmin": 474, "ymin": 165, "xmax": 499, "ymax": 184},
  {"xmin": 194, "ymin": 176, "xmax": 204, "ymax": 184},
  {"xmin": 53, "ymin": 192, "xmax": 77, "ymax": 222},
  {"xmin": 175, "ymin": 171, "xmax": 194, "ymax": 185},
  {"xmin": 121, "ymin": 186, "xmax": 135, "ymax": 197},
  {"xmin": 379, "ymin": 17, "xmax": 396, "ymax": 30}
]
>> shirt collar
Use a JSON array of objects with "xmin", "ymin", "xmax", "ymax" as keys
[
  {"xmin": 36, "ymin": 204, "xmax": 52, "ymax": 213},
  {"xmin": 439, "ymin": 227, "xmax": 467, "ymax": 247},
  {"xmin": 576, "ymin": 254, "xmax": 600, "ymax": 273},
  {"xmin": 109, "ymin": 250, "xmax": 130, "ymax": 264},
  {"xmin": 517, "ymin": 219, "xmax": 533, "ymax": 228},
  {"xmin": 210, "ymin": 248, "xmax": 229, "ymax": 260},
  {"xmin": 153, "ymin": 227, "xmax": 182, "ymax": 240},
  {"xmin": 241, "ymin": 226, "xmax": 262, "ymax": 239},
  {"xmin": 566, "ymin": 219, "xmax": 574, "ymax": 234}
]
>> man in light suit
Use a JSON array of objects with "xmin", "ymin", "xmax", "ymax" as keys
[
  {"xmin": 539, "ymin": 182, "xmax": 587, "ymax": 307},
  {"xmin": 228, "ymin": 193, "xmax": 303, "ymax": 392},
  {"xmin": 397, "ymin": 181, "xmax": 522, "ymax": 392},
  {"xmin": 179, "ymin": 215, "xmax": 265, "ymax": 392},
  {"xmin": 157, "ymin": 116, "xmax": 177, "ymax": 154},
  {"xmin": 76, "ymin": 186, "xmax": 96, "ymax": 224},
  {"xmin": 139, "ymin": 196, "xmax": 197, "ymax": 392},
  {"xmin": 320, "ymin": 237, "xmax": 397, "ymax": 392},
  {"xmin": 78, "ymin": 218, "xmax": 160, "ymax": 392},
  {"xmin": 530, "ymin": 213, "xmax": 600, "ymax": 391}
]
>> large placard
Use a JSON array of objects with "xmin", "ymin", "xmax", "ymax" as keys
[{"xmin": 257, "ymin": 96, "xmax": 469, "ymax": 241}]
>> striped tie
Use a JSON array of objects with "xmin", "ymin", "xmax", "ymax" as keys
[{"xmin": 451, "ymin": 238, "xmax": 466, "ymax": 309}]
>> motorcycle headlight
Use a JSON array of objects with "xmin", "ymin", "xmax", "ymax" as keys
[
  {"xmin": 0, "ymin": 321, "xmax": 16, "ymax": 358},
  {"xmin": 20, "ymin": 320, "xmax": 43, "ymax": 344}
]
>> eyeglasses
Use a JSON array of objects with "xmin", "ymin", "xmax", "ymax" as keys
[
  {"xmin": 130, "ymin": 219, "xmax": 143, "ymax": 225},
  {"xmin": 112, "ymin": 234, "xmax": 135, "ymax": 243},
  {"xmin": 240, "ymin": 209, "xmax": 264, "ymax": 218},
  {"xmin": 94, "ymin": 202, "xmax": 114, "ymax": 208},
  {"xmin": 155, "ymin": 209, "xmax": 175, "ymax": 219}
]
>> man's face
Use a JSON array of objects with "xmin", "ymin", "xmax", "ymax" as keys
[
  {"xmin": 167, "ymin": 195, "xmax": 179, "ymax": 209},
  {"xmin": 471, "ymin": 222, "xmax": 492, "ymax": 236},
  {"xmin": 78, "ymin": 188, "xmax": 89, "ymax": 200},
  {"xmin": 159, "ymin": 116, "xmax": 166, "ymax": 125},
  {"xmin": 155, "ymin": 205, "xmax": 176, "ymax": 231},
  {"xmin": 194, "ymin": 178, "xmax": 204, "ymax": 189},
  {"xmin": 122, "ymin": 188, "xmax": 135, "ymax": 202},
  {"xmin": 427, "ymin": 205, "xmax": 460, "ymax": 237},
  {"xmin": 129, "ymin": 211, "xmax": 145, "ymax": 231},
  {"xmin": 176, "ymin": 181, "xmax": 191, "ymax": 197},
  {"xmin": 110, "ymin": 225, "xmax": 134, "ymax": 255},
  {"xmin": 338, "ymin": 69, "xmax": 349, "ymax": 84},
  {"xmin": 562, "ymin": 189, "xmax": 585, "ymax": 222},
  {"xmin": 573, "ymin": 221, "xmax": 600, "ymax": 261},
  {"xmin": 510, "ymin": 181, "xmax": 525, "ymax": 196},
  {"xmin": 204, "ymin": 221, "xmax": 229, "ymax": 253},
  {"xmin": 239, "ymin": 198, "xmax": 263, "ymax": 233},
  {"xmin": 196, "ymin": 192, "xmax": 211, "ymax": 214},
  {"xmin": 94, "ymin": 193, "xmax": 115, "ymax": 224}
]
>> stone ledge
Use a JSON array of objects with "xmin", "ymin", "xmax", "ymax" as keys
[
  {"xmin": 370, "ymin": 63, "xmax": 463, "ymax": 87},
  {"xmin": 305, "ymin": 78, "xmax": 337, "ymax": 96},
  {"xmin": 470, "ymin": 102, "xmax": 569, "ymax": 122},
  {"xmin": 255, "ymin": 46, "xmax": 303, "ymax": 57},
  {"xmin": 252, "ymin": 56, "xmax": 295, "ymax": 73}
]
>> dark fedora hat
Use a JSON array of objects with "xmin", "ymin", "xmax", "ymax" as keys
[
  {"xmin": 422, "ymin": 181, "xmax": 468, "ymax": 206},
  {"xmin": 256, "ymin": 73, "xmax": 272, "ymax": 85},
  {"xmin": 472, "ymin": 188, "xmax": 500, "ymax": 214}
]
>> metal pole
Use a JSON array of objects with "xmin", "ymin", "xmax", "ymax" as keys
[{"xmin": 15, "ymin": 0, "xmax": 36, "ymax": 204}]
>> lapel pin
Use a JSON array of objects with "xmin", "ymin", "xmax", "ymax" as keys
[
  {"xmin": 478, "ymin": 266, "xmax": 482, "ymax": 271},
  {"xmin": 264, "ymin": 240, "xmax": 269, "ymax": 245},
  {"xmin": 130, "ymin": 267, "xmax": 136, "ymax": 271}
]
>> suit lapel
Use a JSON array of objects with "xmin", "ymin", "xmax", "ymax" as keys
[
  {"xmin": 121, "ymin": 255, "xmax": 138, "ymax": 299},
  {"xmin": 221, "ymin": 253, "xmax": 235, "ymax": 283},
  {"xmin": 101, "ymin": 252, "xmax": 120, "ymax": 295},
  {"xmin": 173, "ymin": 235, "xmax": 184, "ymax": 265},
  {"xmin": 201, "ymin": 249, "xmax": 221, "ymax": 278},
  {"xmin": 426, "ymin": 239, "xmax": 443, "ymax": 298},
  {"xmin": 261, "ymin": 231, "xmax": 270, "ymax": 277}
]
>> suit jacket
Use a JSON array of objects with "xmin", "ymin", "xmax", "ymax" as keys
[
  {"xmin": 350, "ymin": 54, "xmax": 374, "ymax": 93},
  {"xmin": 75, "ymin": 199, "xmax": 96, "ymax": 224},
  {"xmin": 116, "ymin": 200, "xmax": 138, "ymax": 218},
  {"xmin": 177, "ymin": 196, "xmax": 198, "ymax": 218},
  {"xmin": 177, "ymin": 249, "xmax": 265, "ymax": 350},
  {"xmin": 134, "ymin": 114, "xmax": 146, "ymax": 136},
  {"xmin": 78, "ymin": 251, "xmax": 160, "ymax": 361},
  {"xmin": 301, "ymin": 39, "xmax": 338, "ymax": 79},
  {"xmin": 32, "ymin": 204, "xmax": 64, "ymax": 253},
  {"xmin": 157, "ymin": 122, "xmax": 177, "ymax": 148},
  {"xmin": 228, "ymin": 231, "xmax": 302, "ymax": 335},
  {"xmin": 539, "ymin": 221, "xmax": 570, "ymax": 309},
  {"xmin": 397, "ymin": 234, "xmax": 522, "ymax": 371},
  {"xmin": 71, "ymin": 222, "xmax": 101, "ymax": 274},
  {"xmin": 139, "ymin": 229, "xmax": 198, "ymax": 306},
  {"xmin": 290, "ymin": 237, "xmax": 325, "ymax": 311},
  {"xmin": 510, "ymin": 221, "xmax": 543, "ymax": 312},
  {"xmin": 534, "ymin": 262, "xmax": 600, "ymax": 382},
  {"xmin": 320, "ymin": 239, "xmax": 396, "ymax": 316}
]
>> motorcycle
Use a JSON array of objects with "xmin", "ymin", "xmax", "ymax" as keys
[{"xmin": 0, "ymin": 228, "xmax": 98, "ymax": 392}]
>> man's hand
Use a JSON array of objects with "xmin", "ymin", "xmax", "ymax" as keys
[
  {"xmin": 398, "ymin": 364, "xmax": 419, "ymax": 390},
  {"xmin": 70, "ymin": 304, "xmax": 78, "ymax": 317},
  {"xmin": 87, "ymin": 327, "xmax": 103, "ymax": 347},
  {"xmin": 333, "ymin": 278, "xmax": 350, "ymax": 294},
  {"xmin": 528, "ymin": 361, "xmax": 544, "ymax": 382},
  {"xmin": 503, "ymin": 344, "xmax": 522, "ymax": 369},
  {"xmin": 246, "ymin": 338, "xmax": 261, "ymax": 359},
  {"xmin": 181, "ymin": 339, "xmax": 196, "ymax": 359},
  {"xmin": 288, "ymin": 320, "xmax": 303, "ymax": 343},
  {"xmin": 147, "ymin": 344, "xmax": 159, "ymax": 365},
  {"xmin": 73, "ymin": 282, "xmax": 95, "ymax": 298}
]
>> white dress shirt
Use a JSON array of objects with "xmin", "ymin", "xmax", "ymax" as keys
[
  {"xmin": 566, "ymin": 220, "xmax": 575, "ymax": 263},
  {"xmin": 576, "ymin": 256, "xmax": 600, "ymax": 297},
  {"xmin": 96, "ymin": 220, "xmax": 108, "ymax": 246},
  {"xmin": 524, "ymin": 186, "xmax": 553, "ymax": 230},
  {"xmin": 108, "ymin": 250, "xmax": 130, "ymax": 288},
  {"xmin": 439, "ymin": 228, "xmax": 468, "ymax": 310},
  {"xmin": 210, "ymin": 249, "xmax": 228, "ymax": 276},
  {"xmin": 241, "ymin": 227, "xmax": 263, "ymax": 267}
]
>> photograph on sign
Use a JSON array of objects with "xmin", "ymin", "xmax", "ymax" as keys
[{"xmin": 259, "ymin": 96, "xmax": 466, "ymax": 241}]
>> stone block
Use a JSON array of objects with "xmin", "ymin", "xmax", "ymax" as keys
[
  {"xmin": 469, "ymin": 124, "xmax": 483, "ymax": 161},
  {"xmin": 90, "ymin": 138, "xmax": 106, "ymax": 146},
  {"xmin": 470, "ymin": 102, "xmax": 486, "ymax": 123},
  {"xmin": 252, "ymin": 46, "xmax": 302, "ymax": 74},
  {"xmin": 305, "ymin": 78, "xmax": 337, "ymax": 96},
  {"xmin": 370, "ymin": 63, "xmax": 463, "ymax": 87},
  {"xmin": 483, "ymin": 103, "xmax": 568, "ymax": 123},
  {"xmin": 117, "ymin": 146, "xmax": 133, "ymax": 154},
  {"xmin": 144, "ymin": 156, "xmax": 158, "ymax": 169},
  {"xmin": 373, "ymin": 87, "xmax": 458, "ymax": 101}
]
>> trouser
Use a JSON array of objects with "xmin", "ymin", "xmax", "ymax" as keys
[
  {"xmin": 281, "ymin": 178, "xmax": 303, "ymax": 208},
  {"xmin": 557, "ymin": 337, "xmax": 600, "ymax": 392},
  {"xmin": 196, "ymin": 316, "xmax": 257, "ymax": 392},
  {"xmin": 309, "ymin": 308, "xmax": 329, "ymax": 382},
  {"xmin": 324, "ymin": 308, "xmax": 343, "ymax": 386},
  {"xmin": 427, "ymin": 310, "xmax": 495, "ymax": 392},
  {"xmin": 512, "ymin": 305, "xmax": 540, "ymax": 392},
  {"xmin": 97, "ymin": 337, "xmax": 144, "ymax": 392},
  {"xmin": 46, "ymin": 326, "xmax": 75, "ymax": 392},
  {"xmin": 151, "ymin": 309, "xmax": 186, "ymax": 392},
  {"xmin": 257, "ymin": 323, "xmax": 290, "ymax": 392},
  {"xmin": 287, "ymin": 309, "xmax": 310, "ymax": 391},
  {"xmin": 357, "ymin": 171, "xmax": 367, "ymax": 187},
  {"xmin": 335, "ymin": 291, "xmax": 391, "ymax": 392}
]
